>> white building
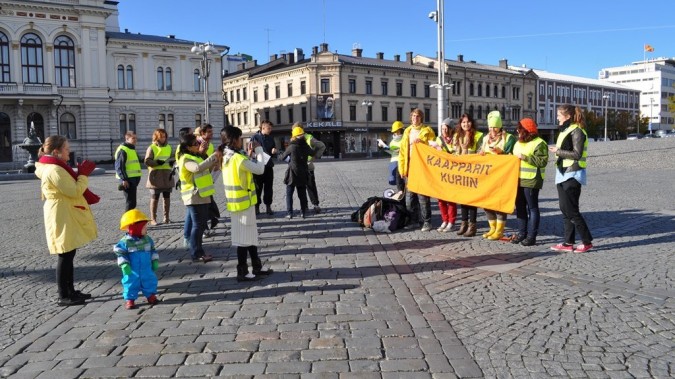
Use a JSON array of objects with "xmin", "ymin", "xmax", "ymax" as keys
[
  {"xmin": 0, "ymin": 0, "xmax": 227, "ymax": 167},
  {"xmin": 599, "ymin": 58, "xmax": 675, "ymax": 132}
]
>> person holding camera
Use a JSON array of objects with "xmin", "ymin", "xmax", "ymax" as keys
[{"xmin": 144, "ymin": 128, "xmax": 175, "ymax": 225}]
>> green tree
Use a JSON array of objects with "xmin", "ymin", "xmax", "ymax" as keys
[
  {"xmin": 583, "ymin": 110, "xmax": 600, "ymax": 139},
  {"xmin": 614, "ymin": 111, "xmax": 633, "ymax": 139}
]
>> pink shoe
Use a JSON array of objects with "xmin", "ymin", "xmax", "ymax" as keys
[
  {"xmin": 550, "ymin": 243, "xmax": 574, "ymax": 252},
  {"xmin": 574, "ymin": 243, "xmax": 593, "ymax": 253}
]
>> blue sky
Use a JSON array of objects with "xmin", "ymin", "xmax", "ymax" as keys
[{"xmin": 118, "ymin": 0, "xmax": 673, "ymax": 79}]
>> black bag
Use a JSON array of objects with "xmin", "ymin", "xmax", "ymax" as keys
[{"xmin": 351, "ymin": 196, "xmax": 409, "ymax": 231}]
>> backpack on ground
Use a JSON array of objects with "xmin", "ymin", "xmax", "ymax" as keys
[{"xmin": 351, "ymin": 196, "xmax": 409, "ymax": 231}]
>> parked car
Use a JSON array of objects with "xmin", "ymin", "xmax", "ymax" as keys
[
  {"xmin": 643, "ymin": 133, "xmax": 659, "ymax": 139},
  {"xmin": 664, "ymin": 131, "xmax": 675, "ymax": 138},
  {"xmin": 626, "ymin": 133, "xmax": 643, "ymax": 140},
  {"xmin": 655, "ymin": 130, "xmax": 668, "ymax": 138}
]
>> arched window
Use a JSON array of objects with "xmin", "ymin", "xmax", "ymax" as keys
[
  {"xmin": 54, "ymin": 35, "xmax": 75, "ymax": 87},
  {"xmin": 165, "ymin": 68, "xmax": 172, "ymax": 91},
  {"xmin": 477, "ymin": 84, "xmax": 482, "ymax": 97},
  {"xmin": 0, "ymin": 112, "xmax": 11, "ymax": 163},
  {"xmin": 469, "ymin": 83, "xmax": 474, "ymax": 96},
  {"xmin": 117, "ymin": 65, "xmax": 124, "ymax": 89},
  {"xmin": 468, "ymin": 105, "xmax": 474, "ymax": 119},
  {"xmin": 493, "ymin": 85, "xmax": 498, "ymax": 98},
  {"xmin": 59, "ymin": 112, "xmax": 77, "ymax": 139},
  {"xmin": 0, "ymin": 32, "xmax": 9, "ymax": 83},
  {"xmin": 194, "ymin": 69, "xmax": 201, "ymax": 92},
  {"xmin": 126, "ymin": 65, "xmax": 134, "ymax": 89},
  {"xmin": 486, "ymin": 85, "xmax": 490, "ymax": 97},
  {"xmin": 21, "ymin": 33, "xmax": 44, "ymax": 83},
  {"xmin": 157, "ymin": 67, "xmax": 164, "ymax": 90},
  {"xmin": 502, "ymin": 86, "xmax": 506, "ymax": 98}
]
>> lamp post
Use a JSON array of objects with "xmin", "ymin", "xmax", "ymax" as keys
[
  {"xmin": 649, "ymin": 97, "xmax": 654, "ymax": 135},
  {"xmin": 602, "ymin": 94, "xmax": 610, "ymax": 141},
  {"xmin": 428, "ymin": 0, "xmax": 451, "ymax": 136},
  {"xmin": 191, "ymin": 42, "xmax": 219, "ymax": 124},
  {"xmin": 361, "ymin": 100, "xmax": 373, "ymax": 157}
]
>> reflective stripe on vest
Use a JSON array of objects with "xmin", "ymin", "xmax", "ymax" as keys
[
  {"xmin": 304, "ymin": 134, "xmax": 315, "ymax": 162},
  {"xmin": 222, "ymin": 153, "xmax": 257, "ymax": 212},
  {"xmin": 150, "ymin": 144, "xmax": 172, "ymax": 170},
  {"xmin": 513, "ymin": 137, "xmax": 547, "ymax": 180},
  {"xmin": 179, "ymin": 154, "xmax": 215, "ymax": 201},
  {"xmin": 389, "ymin": 138, "xmax": 402, "ymax": 162},
  {"xmin": 115, "ymin": 145, "xmax": 142, "ymax": 179},
  {"xmin": 556, "ymin": 124, "xmax": 588, "ymax": 168}
]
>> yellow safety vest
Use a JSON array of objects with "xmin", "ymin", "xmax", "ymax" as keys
[
  {"xmin": 556, "ymin": 124, "xmax": 588, "ymax": 169},
  {"xmin": 222, "ymin": 152, "xmax": 257, "ymax": 212},
  {"xmin": 115, "ymin": 145, "xmax": 141, "ymax": 179},
  {"xmin": 456, "ymin": 131, "xmax": 484, "ymax": 154},
  {"xmin": 179, "ymin": 154, "xmax": 215, "ymax": 201},
  {"xmin": 149, "ymin": 144, "xmax": 172, "ymax": 170},
  {"xmin": 389, "ymin": 138, "xmax": 402, "ymax": 162},
  {"xmin": 434, "ymin": 136, "xmax": 455, "ymax": 155},
  {"xmin": 304, "ymin": 134, "xmax": 316, "ymax": 162},
  {"xmin": 206, "ymin": 142, "xmax": 214, "ymax": 156},
  {"xmin": 513, "ymin": 137, "xmax": 547, "ymax": 180}
]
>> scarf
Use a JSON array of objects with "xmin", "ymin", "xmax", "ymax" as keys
[{"xmin": 38, "ymin": 155, "xmax": 100, "ymax": 205}]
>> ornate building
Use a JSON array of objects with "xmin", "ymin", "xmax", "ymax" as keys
[{"xmin": 0, "ymin": 0, "xmax": 227, "ymax": 166}]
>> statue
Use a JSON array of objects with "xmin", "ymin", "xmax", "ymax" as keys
[{"xmin": 18, "ymin": 122, "xmax": 43, "ymax": 173}]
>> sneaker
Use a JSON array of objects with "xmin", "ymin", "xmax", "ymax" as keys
[
  {"xmin": 183, "ymin": 237, "xmax": 190, "ymax": 248},
  {"xmin": 574, "ymin": 243, "xmax": 593, "ymax": 253},
  {"xmin": 421, "ymin": 222, "xmax": 432, "ymax": 232},
  {"xmin": 237, "ymin": 273, "xmax": 261, "ymax": 282},
  {"xmin": 286, "ymin": 213, "xmax": 293, "ymax": 219},
  {"xmin": 125, "ymin": 300, "xmax": 136, "ymax": 310},
  {"xmin": 550, "ymin": 243, "xmax": 574, "ymax": 252},
  {"xmin": 520, "ymin": 237, "xmax": 536, "ymax": 246},
  {"xmin": 253, "ymin": 269, "xmax": 274, "ymax": 276},
  {"xmin": 436, "ymin": 222, "xmax": 448, "ymax": 232},
  {"xmin": 72, "ymin": 290, "xmax": 92, "ymax": 300},
  {"xmin": 147, "ymin": 294, "xmax": 160, "ymax": 305},
  {"xmin": 301, "ymin": 211, "xmax": 307, "ymax": 219},
  {"xmin": 314, "ymin": 206, "xmax": 321, "ymax": 214},
  {"xmin": 58, "ymin": 297, "xmax": 86, "ymax": 307},
  {"xmin": 265, "ymin": 205, "xmax": 274, "ymax": 215},
  {"xmin": 192, "ymin": 254, "xmax": 213, "ymax": 263},
  {"xmin": 442, "ymin": 223, "xmax": 455, "ymax": 232}
]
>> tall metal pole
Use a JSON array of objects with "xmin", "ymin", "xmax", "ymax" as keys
[
  {"xmin": 436, "ymin": 0, "xmax": 445, "ymax": 136},
  {"xmin": 603, "ymin": 94, "xmax": 609, "ymax": 141},
  {"xmin": 203, "ymin": 56, "xmax": 210, "ymax": 124}
]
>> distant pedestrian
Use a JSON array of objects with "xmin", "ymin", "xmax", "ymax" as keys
[
  {"xmin": 398, "ymin": 108, "xmax": 436, "ymax": 232},
  {"xmin": 115, "ymin": 131, "xmax": 141, "ymax": 211},
  {"xmin": 280, "ymin": 125, "xmax": 314, "ymax": 219},
  {"xmin": 478, "ymin": 111, "xmax": 516, "ymax": 241},
  {"xmin": 220, "ymin": 126, "xmax": 273, "ymax": 282},
  {"xmin": 35, "ymin": 135, "xmax": 98, "ymax": 306},
  {"xmin": 114, "ymin": 209, "xmax": 160, "ymax": 310},
  {"xmin": 549, "ymin": 105, "xmax": 593, "ymax": 253},
  {"xmin": 144, "ymin": 128, "xmax": 174, "ymax": 225},
  {"xmin": 251, "ymin": 120, "xmax": 278, "ymax": 216},
  {"xmin": 511, "ymin": 118, "xmax": 548, "ymax": 246},
  {"xmin": 454, "ymin": 113, "xmax": 484, "ymax": 237}
]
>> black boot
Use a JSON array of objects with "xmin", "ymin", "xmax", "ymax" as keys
[
  {"xmin": 236, "ymin": 247, "xmax": 259, "ymax": 282},
  {"xmin": 250, "ymin": 246, "xmax": 273, "ymax": 276}
]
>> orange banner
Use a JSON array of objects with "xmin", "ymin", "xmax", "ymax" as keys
[{"xmin": 407, "ymin": 143, "xmax": 520, "ymax": 214}]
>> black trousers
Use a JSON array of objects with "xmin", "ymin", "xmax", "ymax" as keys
[
  {"xmin": 460, "ymin": 205, "xmax": 477, "ymax": 223},
  {"xmin": 306, "ymin": 170, "xmax": 319, "ymax": 206},
  {"xmin": 56, "ymin": 250, "xmax": 76, "ymax": 298},
  {"xmin": 557, "ymin": 178, "xmax": 593, "ymax": 245},
  {"xmin": 123, "ymin": 177, "xmax": 140, "ymax": 211},
  {"xmin": 254, "ymin": 165, "xmax": 275, "ymax": 206}
]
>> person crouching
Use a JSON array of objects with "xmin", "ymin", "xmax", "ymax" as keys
[{"xmin": 114, "ymin": 209, "xmax": 160, "ymax": 309}]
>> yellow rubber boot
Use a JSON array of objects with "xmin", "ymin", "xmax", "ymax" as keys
[
  {"xmin": 488, "ymin": 220, "xmax": 505, "ymax": 240},
  {"xmin": 482, "ymin": 220, "xmax": 496, "ymax": 238}
]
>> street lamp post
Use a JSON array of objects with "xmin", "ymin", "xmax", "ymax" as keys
[
  {"xmin": 602, "ymin": 94, "xmax": 610, "ymax": 141},
  {"xmin": 362, "ymin": 100, "xmax": 373, "ymax": 158},
  {"xmin": 428, "ymin": 0, "xmax": 451, "ymax": 136},
  {"xmin": 649, "ymin": 97, "xmax": 654, "ymax": 135},
  {"xmin": 191, "ymin": 42, "xmax": 219, "ymax": 124}
]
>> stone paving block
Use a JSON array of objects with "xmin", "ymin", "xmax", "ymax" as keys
[
  {"xmin": 265, "ymin": 361, "xmax": 311, "ymax": 374},
  {"xmin": 156, "ymin": 353, "xmax": 186, "ymax": 366},
  {"xmin": 184, "ymin": 352, "xmax": 215, "ymax": 365},
  {"xmin": 213, "ymin": 351, "xmax": 251, "ymax": 364},
  {"xmin": 161, "ymin": 342, "xmax": 206, "ymax": 354},
  {"xmin": 175, "ymin": 363, "xmax": 221, "ymax": 377},
  {"xmin": 116, "ymin": 354, "xmax": 160, "ymax": 367},
  {"xmin": 310, "ymin": 360, "xmax": 350, "ymax": 373},
  {"xmin": 134, "ymin": 365, "xmax": 179, "ymax": 377},
  {"xmin": 379, "ymin": 358, "xmax": 428, "ymax": 372},
  {"xmin": 301, "ymin": 348, "xmax": 349, "ymax": 362},
  {"xmin": 80, "ymin": 367, "xmax": 138, "ymax": 378},
  {"xmin": 217, "ymin": 362, "xmax": 266, "ymax": 376},
  {"xmin": 449, "ymin": 358, "xmax": 483, "ymax": 378},
  {"xmin": 260, "ymin": 339, "xmax": 310, "ymax": 351},
  {"xmin": 252, "ymin": 350, "xmax": 302, "ymax": 362},
  {"xmin": 309, "ymin": 338, "xmax": 344, "ymax": 349}
]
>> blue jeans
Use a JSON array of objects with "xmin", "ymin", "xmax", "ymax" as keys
[
  {"xmin": 187, "ymin": 203, "xmax": 209, "ymax": 259},
  {"xmin": 515, "ymin": 186, "xmax": 540, "ymax": 239}
]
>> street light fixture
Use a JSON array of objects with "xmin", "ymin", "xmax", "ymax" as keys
[
  {"xmin": 191, "ymin": 42, "xmax": 219, "ymax": 124},
  {"xmin": 361, "ymin": 100, "xmax": 373, "ymax": 157},
  {"xmin": 428, "ymin": 0, "xmax": 451, "ymax": 137},
  {"xmin": 602, "ymin": 94, "xmax": 610, "ymax": 141}
]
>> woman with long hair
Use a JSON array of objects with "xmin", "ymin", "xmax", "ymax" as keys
[
  {"xmin": 454, "ymin": 113, "xmax": 484, "ymax": 237},
  {"xmin": 548, "ymin": 104, "xmax": 593, "ymax": 253},
  {"xmin": 35, "ymin": 136, "xmax": 98, "ymax": 306},
  {"xmin": 144, "ymin": 128, "xmax": 174, "ymax": 225}
]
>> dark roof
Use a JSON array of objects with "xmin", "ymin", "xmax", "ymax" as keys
[
  {"xmin": 106, "ymin": 31, "xmax": 229, "ymax": 51},
  {"xmin": 337, "ymin": 54, "xmax": 436, "ymax": 73}
]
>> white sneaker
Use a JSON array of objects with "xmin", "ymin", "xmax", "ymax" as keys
[
  {"xmin": 442, "ymin": 223, "xmax": 455, "ymax": 232},
  {"xmin": 437, "ymin": 222, "xmax": 448, "ymax": 232}
]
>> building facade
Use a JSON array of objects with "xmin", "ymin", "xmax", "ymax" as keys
[
  {"xmin": 223, "ymin": 44, "xmax": 538, "ymax": 158},
  {"xmin": 599, "ymin": 58, "xmax": 675, "ymax": 132},
  {"xmin": 0, "ymin": 0, "xmax": 227, "ymax": 166}
]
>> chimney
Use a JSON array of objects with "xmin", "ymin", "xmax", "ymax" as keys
[
  {"xmin": 457, "ymin": 54, "xmax": 463, "ymax": 62},
  {"xmin": 320, "ymin": 43, "xmax": 329, "ymax": 52},
  {"xmin": 352, "ymin": 48, "xmax": 363, "ymax": 57},
  {"xmin": 287, "ymin": 53, "xmax": 294, "ymax": 64},
  {"xmin": 269, "ymin": 54, "xmax": 278, "ymax": 61},
  {"xmin": 237, "ymin": 63, "xmax": 245, "ymax": 71},
  {"xmin": 281, "ymin": 53, "xmax": 287, "ymax": 61},
  {"xmin": 294, "ymin": 48, "xmax": 304, "ymax": 61},
  {"xmin": 167, "ymin": 35, "xmax": 175, "ymax": 39},
  {"xmin": 394, "ymin": 54, "xmax": 400, "ymax": 62},
  {"xmin": 312, "ymin": 46, "xmax": 319, "ymax": 55},
  {"xmin": 406, "ymin": 51, "xmax": 413, "ymax": 63},
  {"xmin": 124, "ymin": 28, "xmax": 129, "ymax": 33},
  {"xmin": 499, "ymin": 58, "xmax": 508, "ymax": 69},
  {"xmin": 376, "ymin": 52, "xmax": 384, "ymax": 60}
]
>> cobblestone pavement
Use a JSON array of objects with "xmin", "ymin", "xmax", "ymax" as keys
[{"xmin": 0, "ymin": 138, "xmax": 673, "ymax": 378}]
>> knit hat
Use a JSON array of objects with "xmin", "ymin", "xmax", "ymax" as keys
[
  {"xmin": 442, "ymin": 118, "xmax": 453, "ymax": 126},
  {"xmin": 487, "ymin": 111, "xmax": 502, "ymax": 128},
  {"xmin": 519, "ymin": 118, "xmax": 538, "ymax": 133},
  {"xmin": 291, "ymin": 125, "xmax": 305, "ymax": 138}
]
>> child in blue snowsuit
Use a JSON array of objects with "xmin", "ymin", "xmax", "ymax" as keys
[{"xmin": 114, "ymin": 209, "xmax": 160, "ymax": 310}]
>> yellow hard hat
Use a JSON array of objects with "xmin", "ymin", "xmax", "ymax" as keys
[
  {"xmin": 120, "ymin": 209, "xmax": 150, "ymax": 230},
  {"xmin": 391, "ymin": 121, "xmax": 404, "ymax": 133},
  {"xmin": 291, "ymin": 125, "xmax": 305, "ymax": 138}
]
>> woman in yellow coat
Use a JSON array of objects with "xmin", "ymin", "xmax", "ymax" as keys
[{"xmin": 35, "ymin": 136, "xmax": 98, "ymax": 306}]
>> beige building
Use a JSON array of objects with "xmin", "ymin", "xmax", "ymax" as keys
[
  {"xmin": 223, "ymin": 44, "xmax": 538, "ymax": 158},
  {"xmin": 0, "ymin": 0, "xmax": 227, "ymax": 167}
]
